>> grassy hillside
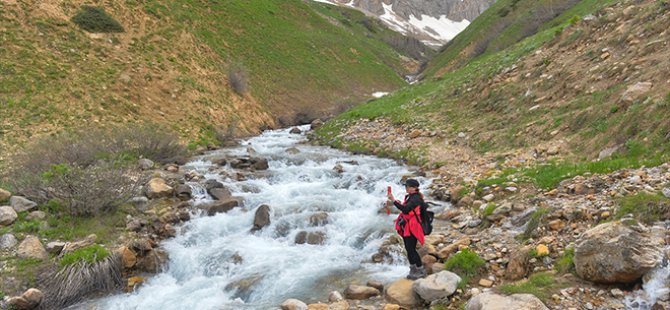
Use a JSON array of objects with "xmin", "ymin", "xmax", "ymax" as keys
[
  {"xmin": 422, "ymin": 0, "xmax": 620, "ymax": 78},
  {"xmin": 0, "ymin": 0, "xmax": 415, "ymax": 160},
  {"xmin": 316, "ymin": 0, "xmax": 670, "ymax": 187}
]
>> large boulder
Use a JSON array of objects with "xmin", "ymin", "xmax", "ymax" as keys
[
  {"xmin": 281, "ymin": 299, "xmax": 307, "ymax": 310},
  {"xmin": 251, "ymin": 205, "xmax": 271, "ymax": 232},
  {"xmin": 10, "ymin": 196, "xmax": 37, "ymax": 212},
  {"xmin": 145, "ymin": 178, "xmax": 174, "ymax": 199},
  {"xmin": 0, "ymin": 205, "xmax": 18, "ymax": 226},
  {"xmin": 0, "ymin": 233, "xmax": 18, "ymax": 249},
  {"xmin": 201, "ymin": 198, "xmax": 241, "ymax": 216},
  {"xmin": 465, "ymin": 292, "xmax": 548, "ymax": 310},
  {"xmin": 412, "ymin": 271, "xmax": 461, "ymax": 302},
  {"xmin": 344, "ymin": 285, "xmax": 380, "ymax": 300},
  {"xmin": 0, "ymin": 187, "xmax": 11, "ymax": 201},
  {"xmin": 384, "ymin": 279, "xmax": 421, "ymax": 307},
  {"xmin": 574, "ymin": 221, "xmax": 663, "ymax": 284},
  {"xmin": 17, "ymin": 236, "xmax": 48, "ymax": 260},
  {"xmin": 7, "ymin": 288, "xmax": 44, "ymax": 310}
]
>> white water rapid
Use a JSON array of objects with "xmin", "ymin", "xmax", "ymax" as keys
[{"xmin": 73, "ymin": 125, "xmax": 438, "ymax": 310}]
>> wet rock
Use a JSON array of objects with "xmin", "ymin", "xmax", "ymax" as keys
[
  {"xmin": 333, "ymin": 164, "xmax": 344, "ymax": 174},
  {"xmin": 209, "ymin": 187, "xmax": 232, "ymax": 200},
  {"xmin": 289, "ymin": 127, "xmax": 302, "ymax": 134},
  {"xmin": 286, "ymin": 147, "xmax": 301, "ymax": 155},
  {"xmin": 252, "ymin": 205, "xmax": 271, "ymax": 232},
  {"xmin": 309, "ymin": 212, "xmax": 329, "ymax": 226},
  {"xmin": 0, "ymin": 205, "xmax": 18, "ymax": 226},
  {"xmin": 465, "ymin": 292, "xmax": 548, "ymax": 310},
  {"xmin": 0, "ymin": 233, "xmax": 18, "ymax": 249},
  {"xmin": 385, "ymin": 279, "xmax": 421, "ymax": 307},
  {"xmin": 136, "ymin": 248, "xmax": 168, "ymax": 273},
  {"xmin": 328, "ymin": 291, "xmax": 344, "ymax": 302},
  {"xmin": 138, "ymin": 158, "xmax": 154, "ymax": 170},
  {"xmin": 252, "ymin": 157, "xmax": 269, "ymax": 170},
  {"xmin": 295, "ymin": 231, "xmax": 326, "ymax": 245},
  {"xmin": 175, "ymin": 184, "xmax": 192, "ymax": 200},
  {"xmin": 281, "ymin": 298, "xmax": 307, "ymax": 310},
  {"xmin": 344, "ymin": 285, "xmax": 380, "ymax": 300},
  {"xmin": 145, "ymin": 178, "xmax": 174, "ymax": 199},
  {"xmin": 204, "ymin": 179, "xmax": 224, "ymax": 190},
  {"xmin": 7, "ymin": 288, "xmax": 43, "ymax": 310},
  {"xmin": 201, "ymin": 198, "xmax": 241, "ymax": 216},
  {"xmin": 412, "ymin": 270, "xmax": 461, "ymax": 302},
  {"xmin": 574, "ymin": 221, "xmax": 663, "ymax": 284},
  {"xmin": 10, "ymin": 196, "xmax": 37, "ymax": 212},
  {"xmin": 45, "ymin": 241, "xmax": 65, "ymax": 254},
  {"xmin": 0, "ymin": 187, "xmax": 11, "ymax": 201},
  {"xmin": 17, "ymin": 236, "xmax": 48, "ymax": 260}
]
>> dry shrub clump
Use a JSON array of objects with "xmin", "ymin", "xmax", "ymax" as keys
[{"xmin": 5, "ymin": 124, "xmax": 185, "ymax": 216}]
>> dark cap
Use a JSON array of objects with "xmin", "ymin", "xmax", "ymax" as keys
[{"xmin": 404, "ymin": 179, "xmax": 420, "ymax": 188}]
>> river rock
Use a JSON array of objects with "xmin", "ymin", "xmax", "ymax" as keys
[
  {"xmin": 0, "ymin": 205, "xmax": 18, "ymax": 226},
  {"xmin": 0, "ymin": 188, "xmax": 10, "ymax": 201},
  {"xmin": 289, "ymin": 127, "xmax": 302, "ymax": 134},
  {"xmin": 10, "ymin": 196, "xmax": 37, "ymax": 212},
  {"xmin": 209, "ymin": 187, "xmax": 232, "ymax": 200},
  {"xmin": 574, "ymin": 221, "xmax": 663, "ymax": 284},
  {"xmin": 286, "ymin": 147, "xmax": 301, "ymax": 155},
  {"xmin": 136, "ymin": 248, "xmax": 168, "ymax": 273},
  {"xmin": 309, "ymin": 212, "xmax": 329, "ymax": 226},
  {"xmin": 412, "ymin": 270, "xmax": 461, "ymax": 302},
  {"xmin": 281, "ymin": 298, "xmax": 308, "ymax": 310},
  {"xmin": 204, "ymin": 179, "xmax": 224, "ymax": 190},
  {"xmin": 45, "ymin": 241, "xmax": 66, "ymax": 254},
  {"xmin": 118, "ymin": 246, "xmax": 137, "ymax": 269},
  {"xmin": 252, "ymin": 157, "xmax": 269, "ymax": 170},
  {"xmin": 329, "ymin": 291, "xmax": 344, "ymax": 302},
  {"xmin": 367, "ymin": 280, "xmax": 384, "ymax": 292},
  {"xmin": 175, "ymin": 184, "xmax": 192, "ymax": 200},
  {"xmin": 252, "ymin": 205, "xmax": 271, "ymax": 232},
  {"xmin": 310, "ymin": 119, "xmax": 323, "ymax": 130},
  {"xmin": 328, "ymin": 301, "xmax": 349, "ymax": 310},
  {"xmin": 145, "ymin": 178, "xmax": 174, "ymax": 199},
  {"xmin": 138, "ymin": 158, "xmax": 155, "ymax": 170},
  {"xmin": 295, "ymin": 231, "xmax": 326, "ymax": 245},
  {"xmin": 0, "ymin": 233, "xmax": 18, "ymax": 249},
  {"xmin": 465, "ymin": 292, "xmax": 548, "ymax": 310},
  {"xmin": 385, "ymin": 279, "xmax": 421, "ymax": 307},
  {"xmin": 17, "ymin": 236, "xmax": 48, "ymax": 260},
  {"xmin": 7, "ymin": 288, "xmax": 43, "ymax": 310},
  {"xmin": 306, "ymin": 303, "xmax": 328, "ymax": 310},
  {"xmin": 344, "ymin": 285, "xmax": 380, "ymax": 300},
  {"xmin": 201, "ymin": 198, "xmax": 241, "ymax": 216}
]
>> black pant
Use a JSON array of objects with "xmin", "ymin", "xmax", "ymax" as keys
[{"xmin": 403, "ymin": 235, "xmax": 422, "ymax": 267}]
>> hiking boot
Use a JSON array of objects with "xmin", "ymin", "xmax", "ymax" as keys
[
  {"xmin": 406, "ymin": 265, "xmax": 419, "ymax": 280},
  {"xmin": 415, "ymin": 266, "xmax": 427, "ymax": 279}
]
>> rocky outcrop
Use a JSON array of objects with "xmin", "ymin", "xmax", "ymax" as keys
[
  {"xmin": 574, "ymin": 221, "xmax": 663, "ymax": 284},
  {"xmin": 465, "ymin": 292, "xmax": 548, "ymax": 310},
  {"xmin": 412, "ymin": 270, "xmax": 461, "ymax": 302}
]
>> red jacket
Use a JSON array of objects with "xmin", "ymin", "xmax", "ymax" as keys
[{"xmin": 393, "ymin": 193, "xmax": 425, "ymax": 245}]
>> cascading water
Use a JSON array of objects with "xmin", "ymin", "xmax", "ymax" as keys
[
  {"xmin": 72, "ymin": 125, "xmax": 438, "ymax": 310},
  {"xmin": 625, "ymin": 254, "xmax": 670, "ymax": 309}
]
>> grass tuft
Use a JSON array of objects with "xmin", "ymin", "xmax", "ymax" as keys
[
  {"xmin": 555, "ymin": 247, "xmax": 575, "ymax": 274},
  {"xmin": 59, "ymin": 244, "xmax": 111, "ymax": 267},
  {"xmin": 445, "ymin": 248, "xmax": 486, "ymax": 280},
  {"xmin": 499, "ymin": 272, "xmax": 563, "ymax": 302}
]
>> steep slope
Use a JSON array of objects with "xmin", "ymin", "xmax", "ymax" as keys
[
  {"xmin": 316, "ymin": 0, "xmax": 670, "ymax": 181},
  {"xmin": 0, "ymin": 0, "xmax": 414, "ymax": 158},
  {"xmin": 312, "ymin": 0, "xmax": 495, "ymax": 47},
  {"xmin": 422, "ymin": 0, "xmax": 621, "ymax": 78}
]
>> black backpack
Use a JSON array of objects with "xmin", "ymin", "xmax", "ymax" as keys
[{"xmin": 414, "ymin": 201, "xmax": 434, "ymax": 235}]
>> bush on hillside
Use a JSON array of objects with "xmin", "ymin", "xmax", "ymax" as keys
[
  {"xmin": 228, "ymin": 64, "xmax": 249, "ymax": 95},
  {"xmin": 72, "ymin": 6, "xmax": 125, "ymax": 33}
]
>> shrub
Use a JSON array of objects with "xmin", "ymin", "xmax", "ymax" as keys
[
  {"xmin": 228, "ymin": 64, "xmax": 249, "ymax": 95},
  {"xmin": 615, "ymin": 192, "xmax": 670, "ymax": 224},
  {"xmin": 72, "ymin": 6, "xmax": 124, "ymax": 33},
  {"xmin": 555, "ymin": 247, "xmax": 575, "ymax": 274},
  {"xmin": 444, "ymin": 248, "xmax": 486, "ymax": 279}
]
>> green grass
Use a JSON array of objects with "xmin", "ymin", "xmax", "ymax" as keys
[
  {"xmin": 499, "ymin": 272, "xmax": 565, "ymax": 302},
  {"xmin": 59, "ymin": 244, "xmax": 110, "ymax": 267},
  {"xmin": 615, "ymin": 192, "xmax": 670, "ymax": 224},
  {"xmin": 482, "ymin": 203, "xmax": 497, "ymax": 217},
  {"xmin": 555, "ymin": 247, "xmax": 575, "ymax": 274},
  {"xmin": 444, "ymin": 248, "xmax": 486, "ymax": 280}
]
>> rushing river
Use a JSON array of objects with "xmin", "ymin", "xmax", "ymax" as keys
[{"xmin": 73, "ymin": 125, "xmax": 435, "ymax": 310}]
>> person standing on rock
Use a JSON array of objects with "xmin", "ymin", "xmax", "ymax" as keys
[{"xmin": 388, "ymin": 178, "xmax": 426, "ymax": 280}]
